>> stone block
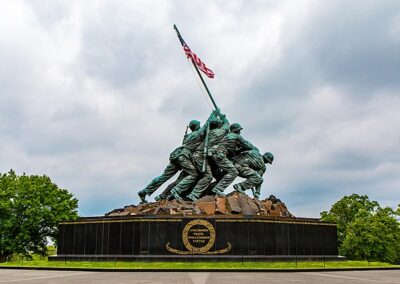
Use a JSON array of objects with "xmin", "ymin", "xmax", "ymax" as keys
[
  {"xmin": 276, "ymin": 202, "xmax": 288, "ymax": 210},
  {"xmin": 216, "ymin": 197, "xmax": 226, "ymax": 214},
  {"xmin": 124, "ymin": 206, "xmax": 139, "ymax": 214},
  {"xmin": 180, "ymin": 203, "xmax": 194, "ymax": 210},
  {"xmin": 154, "ymin": 206, "xmax": 169, "ymax": 215},
  {"xmin": 281, "ymin": 210, "xmax": 290, "ymax": 217},
  {"xmin": 193, "ymin": 206, "xmax": 202, "ymax": 215},
  {"xmin": 169, "ymin": 208, "xmax": 179, "ymax": 215},
  {"xmin": 269, "ymin": 209, "xmax": 281, "ymax": 216},
  {"xmin": 242, "ymin": 207, "xmax": 257, "ymax": 215},
  {"xmin": 197, "ymin": 195, "xmax": 215, "ymax": 202},
  {"xmin": 263, "ymin": 200, "xmax": 272, "ymax": 210},
  {"xmin": 275, "ymin": 202, "xmax": 290, "ymax": 217},
  {"xmin": 236, "ymin": 193, "xmax": 248, "ymax": 207},
  {"xmin": 254, "ymin": 199, "xmax": 264, "ymax": 211},
  {"xmin": 227, "ymin": 196, "xmax": 241, "ymax": 213},
  {"xmin": 182, "ymin": 209, "xmax": 193, "ymax": 216},
  {"xmin": 197, "ymin": 201, "xmax": 216, "ymax": 215},
  {"xmin": 139, "ymin": 208, "xmax": 153, "ymax": 214},
  {"xmin": 237, "ymin": 194, "xmax": 257, "ymax": 215},
  {"xmin": 248, "ymin": 199, "xmax": 259, "ymax": 212}
]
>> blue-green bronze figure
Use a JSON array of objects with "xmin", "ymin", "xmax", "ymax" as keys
[
  {"xmin": 137, "ymin": 110, "xmax": 274, "ymax": 202},
  {"xmin": 232, "ymin": 151, "xmax": 274, "ymax": 199},
  {"xmin": 138, "ymin": 112, "xmax": 216, "ymax": 203}
]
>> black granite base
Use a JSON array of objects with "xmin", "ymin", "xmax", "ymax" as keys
[{"xmin": 51, "ymin": 215, "xmax": 339, "ymax": 261}]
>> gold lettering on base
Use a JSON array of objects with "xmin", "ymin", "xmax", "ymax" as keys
[{"xmin": 166, "ymin": 219, "xmax": 231, "ymax": 255}]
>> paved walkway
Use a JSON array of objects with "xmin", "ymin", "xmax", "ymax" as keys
[{"xmin": 0, "ymin": 269, "xmax": 399, "ymax": 283}]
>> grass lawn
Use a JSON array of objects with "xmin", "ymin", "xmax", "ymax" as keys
[{"xmin": 0, "ymin": 257, "xmax": 398, "ymax": 270}]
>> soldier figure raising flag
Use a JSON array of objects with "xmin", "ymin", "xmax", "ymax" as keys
[{"xmin": 137, "ymin": 25, "xmax": 274, "ymax": 202}]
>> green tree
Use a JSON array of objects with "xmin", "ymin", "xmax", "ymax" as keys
[
  {"xmin": 320, "ymin": 194, "xmax": 379, "ymax": 244},
  {"xmin": 0, "ymin": 170, "xmax": 78, "ymax": 262},
  {"xmin": 341, "ymin": 207, "xmax": 400, "ymax": 263}
]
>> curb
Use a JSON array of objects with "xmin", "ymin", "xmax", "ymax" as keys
[{"xmin": 1, "ymin": 266, "xmax": 399, "ymax": 272}]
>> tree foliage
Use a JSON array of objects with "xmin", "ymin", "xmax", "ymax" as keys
[
  {"xmin": 321, "ymin": 194, "xmax": 400, "ymax": 264},
  {"xmin": 341, "ymin": 207, "xmax": 400, "ymax": 263},
  {"xmin": 0, "ymin": 170, "xmax": 78, "ymax": 262},
  {"xmin": 320, "ymin": 194, "xmax": 379, "ymax": 244}
]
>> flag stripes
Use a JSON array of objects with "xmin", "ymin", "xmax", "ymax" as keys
[{"xmin": 182, "ymin": 43, "xmax": 215, "ymax": 79}]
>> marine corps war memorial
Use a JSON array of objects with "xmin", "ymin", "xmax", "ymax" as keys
[{"xmin": 51, "ymin": 26, "xmax": 340, "ymax": 262}]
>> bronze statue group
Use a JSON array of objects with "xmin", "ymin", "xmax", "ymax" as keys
[{"xmin": 138, "ymin": 109, "xmax": 274, "ymax": 203}]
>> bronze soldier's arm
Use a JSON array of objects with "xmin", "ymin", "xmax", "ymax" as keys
[
  {"xmin": 246, "ymin": 150, "xmax": 266, "ymax": 173},
  {"xmin": 219, "ymin": 112, "xmax": 230, "ymax": 132},
  {"xmin": 237, "ymin": 135, "xmax": 259, "ymax": 152},
  {"xmin": 195, "ymin": 111, "xmax": 217, "ymax": 138},
  {"xmin": 183, "ymin": 111, "xmax": 216, "ymax": 148},
  {"xmin": 257, "ymin": 165, "xmax": 266, "ymax": 176}
]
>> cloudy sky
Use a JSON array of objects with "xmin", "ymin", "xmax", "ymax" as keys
[{"xmin": 1, "ymin": 0, "xmax": 399, "ymax": 217}]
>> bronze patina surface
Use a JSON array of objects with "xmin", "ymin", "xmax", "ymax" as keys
[{"xmin": 137, "ymin": 109, "xmax": 274, "ymax": 204}]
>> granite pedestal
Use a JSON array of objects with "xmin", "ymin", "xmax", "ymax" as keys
[{"xmin": 50, "ymin": 215, "xmax": 340, "ymax": 262}]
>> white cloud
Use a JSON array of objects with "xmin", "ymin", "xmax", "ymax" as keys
[{"xmin": 1, "ymin": 0, "xmax": 399, "ymax": 217}]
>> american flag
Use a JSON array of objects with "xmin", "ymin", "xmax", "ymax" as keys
[{"xmin": 182, "ymin": 42, "xmax": 215, "ymax": 79}]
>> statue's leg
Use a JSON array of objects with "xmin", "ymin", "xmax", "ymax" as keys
[
  {"xmin": 202, "ymin": 180, "xmax": 219, "ymax": 196},
  {"xmin": 201, "ymin": 161, "xmax": 223, "ymax": 196},
  {"xmin": 187, "ymin": 152, "xmax": 213, "ymax": 199},
  {"xmin": 252, "ymin": 184, "xmax": 262, "ymax": 199},
  {"xmin": 232, "ymin": 163, "xmax": 246, "ymax": 194},
  {"xmin": 233, "ymin": 166, "xmax": 263, "ymax": 194},
  {"xmin": 211, "ymin": 154, "xmax": 238, "ymax": 195},
  {"xmin": 141, "ymin": 162, "xmax": 179, "ymax": 196},
  {"xmin": 170, "ymin": 156, "xmax": 199, "ymax": 198},
  {"xmin": 157, "ymin": 171, "xmax": 187, "ymax": 200}
]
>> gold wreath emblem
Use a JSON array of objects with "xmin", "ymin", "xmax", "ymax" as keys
[{"xmin": 166, "ymin": 219, "xmax": 231, "ymax": 255}]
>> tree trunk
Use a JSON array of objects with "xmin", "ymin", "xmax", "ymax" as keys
[{"xmin": 0, "ymin": 252, "xmax": 11, "ymax": 263}]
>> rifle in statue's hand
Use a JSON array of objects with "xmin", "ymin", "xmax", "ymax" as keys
[
  {"xmin": 182, "ymin": 126, "xmax": 189, "ymax": 145},
  {"xmin": 201, "ymin": 124, "xmax": 210, "ymax": 173}
]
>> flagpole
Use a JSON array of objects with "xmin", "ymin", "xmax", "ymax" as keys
[{"xmin": 173, "ymin": 24, "xmax": 219, "ymax": 110}]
